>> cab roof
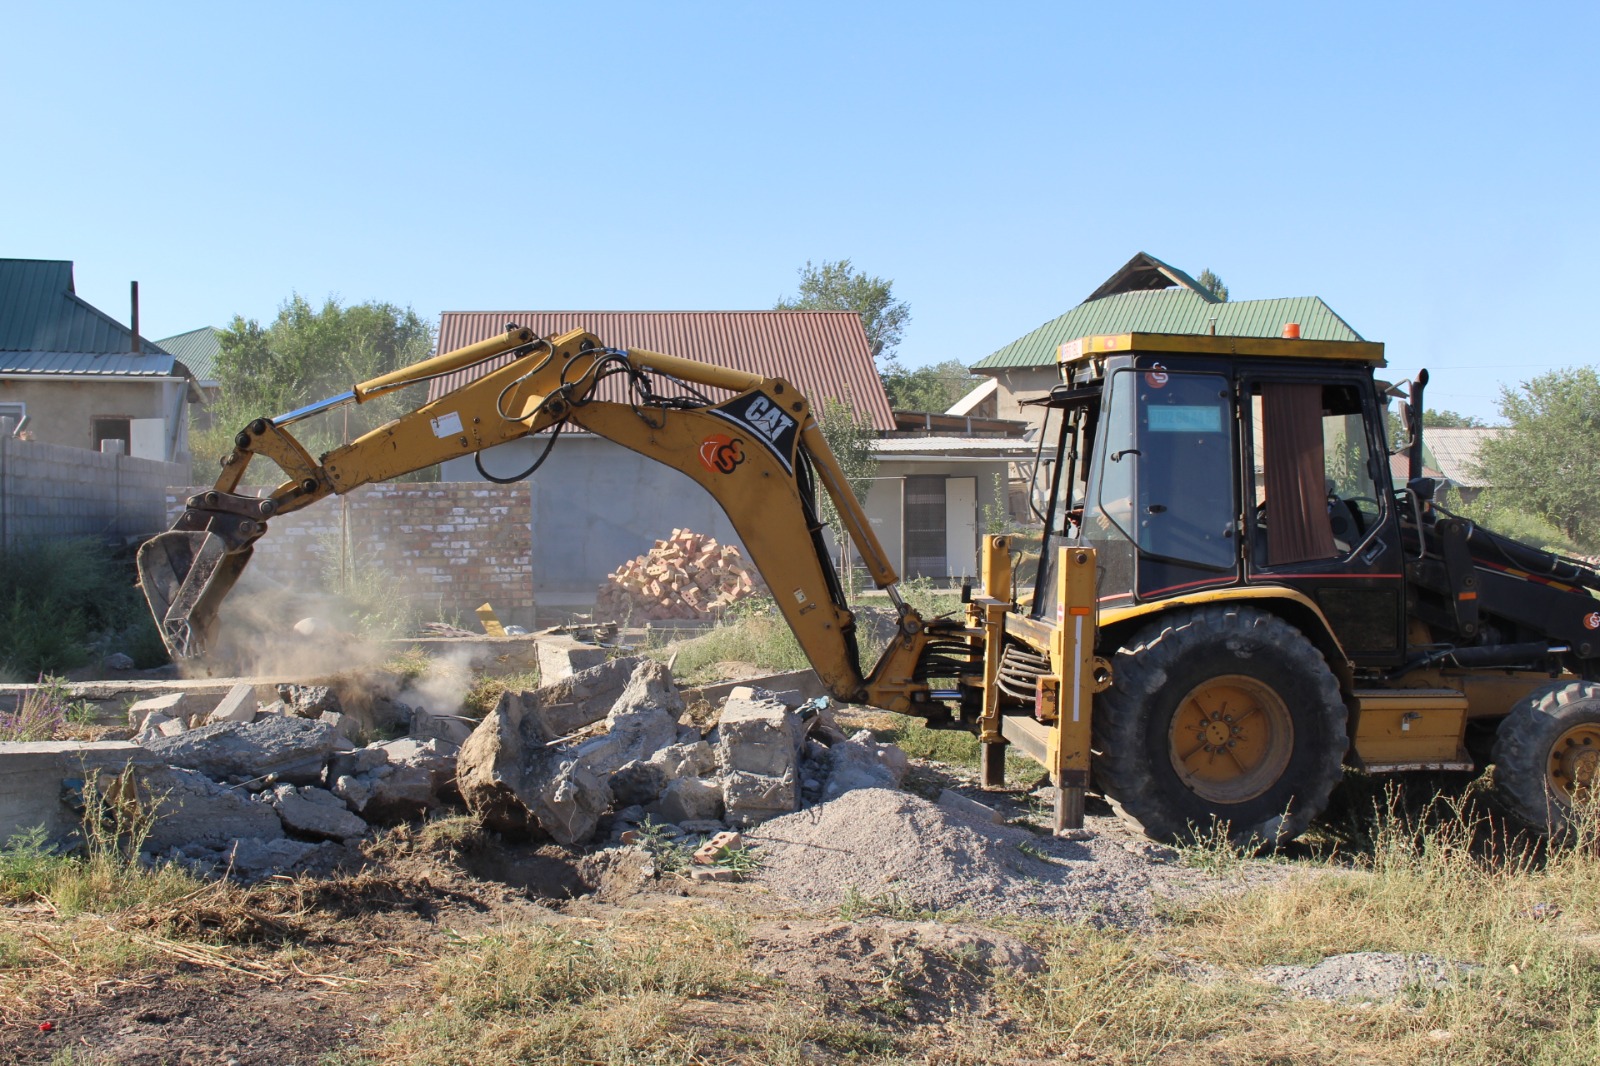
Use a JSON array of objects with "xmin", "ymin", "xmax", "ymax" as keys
[{"xmin": 1057, "ymin": 332, "xmax": 1386, "ymax": 368}]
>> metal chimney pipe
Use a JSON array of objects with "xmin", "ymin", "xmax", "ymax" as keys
[{"xmin": 131, "ymin": 281, "xmax": 140, "ymax": 353}]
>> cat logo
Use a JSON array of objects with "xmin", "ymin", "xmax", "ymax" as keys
[
  {"xmin": 744, "ymin": 396, "xmax": 796, "ymax": 443},
  {"xmin": 698, "ymin": 434, "xmax": 746, "ymax": 475},
  {"xmin": 710, "ymin": 390, "xmax": 802, "ymax": 474}
]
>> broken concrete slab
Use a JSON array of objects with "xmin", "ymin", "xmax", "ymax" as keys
[
  {"xmin": 128, "ymin": 692, "xmax": 191, "ymax": 731},
  {"xmin": 277, "ymin": 684, "xmax": 342, "ymax": 719},
  {"xmin": 722, "ymin": 769, "xmax": 798, "ymax": 827},
  {"xmin": 459, "ymin": 659, "xmax": 684, "ymax": 845},
  {"xmin": 270, "ymin": 784, "xmax": 369, "ymax": 841},
  {"xmin": 332, "ymin": 737, "xmax": 457, "ymax": 822},
  {"xmin": 409, "ymin": 707, "xmax": 473, "ymax": 746},
  {"xmin": 142, "ymin": 716, "xmax": 343, "ymax": 786},
  {"xmin": 937, "ymin": 789, "xmax": 1005, "ymax": 825},
  {"xmin": 535, "ymin": 634, "xmax": 610, "ymax": 682},
  {"xmin": 682, "ymin": 668, "xmax": 826, "ymax": 712},
  {"xmin": 714, "ymin": 690, "xmax": 804, "ymax": 778},
  {"xmin": 477, "ymin": 655, "xmax": 644, "ymax": 752},
  {"xmin": 650, "ymin": 776, "xmax": 725, "ymax": 824},
  {"xmin": 647, "ymin": 741, "xmax": 715, "ymax": 782},
  {"xmin": 206, "ymin": 683, "xmax": 259, "ymax": 726},
  {"xmin": 0, "ymin": 741, "xmax": 161, "ymax": 844},
  {"xmin": 138, "ymin": 766, "xmax": 285, "ymax": 852},
  {"xmin": 821, "ymin": 730, "xmax": 909, "ymax": 801}
]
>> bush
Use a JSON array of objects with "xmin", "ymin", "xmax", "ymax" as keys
[{"xmin": 0, "ymin": 539, "xmax": 166, "ymax": 678}]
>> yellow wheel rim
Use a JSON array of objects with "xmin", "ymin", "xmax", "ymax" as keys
[
  {"xmin": 1546, "ymin": 723, "xmax": 1600, "ymax": 803},
  {"xmin": 1169, "ymin": 675, "xmax": 1294, "ymax": 804}
]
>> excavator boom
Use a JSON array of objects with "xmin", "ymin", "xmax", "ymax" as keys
[{"xmin": 139, "ymin": 328, "xmax": 953, "ymax": 715}]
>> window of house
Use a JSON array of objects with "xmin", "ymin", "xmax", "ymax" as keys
[
  {"xmin": 0, "ymin": 402, "xmax": 22, "ymax": 436},
  {"xmin": 93, "ymin": 417, "xmax": 131, "ymax": 454}
]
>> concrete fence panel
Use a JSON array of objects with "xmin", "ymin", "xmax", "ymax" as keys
[{"xmin": 0, "ymin": 436, "xmax": 185, "ymax": 546}]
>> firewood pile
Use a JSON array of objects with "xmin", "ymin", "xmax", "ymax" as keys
[{"xmin": 595, "ymin": 529, "xmax": 766, "ymax": 622}]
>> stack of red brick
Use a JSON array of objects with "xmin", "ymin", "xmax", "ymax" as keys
[{"xmin": 595, "ymin": 529, "xmax": 765, "ymax": 621}]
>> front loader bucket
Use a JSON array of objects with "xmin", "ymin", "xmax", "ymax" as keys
[{"xmin": 137, "ymin": 530, "xmax": 253, "ymax": 660}]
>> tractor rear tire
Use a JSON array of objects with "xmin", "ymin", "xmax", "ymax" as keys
[
  {"xmin": 1490, "ymin": 681, "xmax": 1600, "ymax": 840},
  {"xmin": 1093, "ymin": 605, "xmax": 1347, "ymax": 847}
]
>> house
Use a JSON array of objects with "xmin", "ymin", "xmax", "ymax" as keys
[
  {"xmin": 970, "ymin": 252, "xmax": 1365, "ymax": 440},
  {"xmin": 155, "ymin": 326, "xmax": 224, "ymax": 406},
  {"xmin": 0, "ymin": 259, "xmax": 198, "ymax": 462},
  {"xmin": 430, "ymin": 310, "xmax": 1012, "ymax": 608},
  {"xmin": 1421, "ymin": 426, "xmax": 1502, "ymax": 504}
]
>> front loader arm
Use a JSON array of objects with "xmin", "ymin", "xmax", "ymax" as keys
[{"xmin": 140, "ymin": 328, "xmax": 956, "ymax": 715}]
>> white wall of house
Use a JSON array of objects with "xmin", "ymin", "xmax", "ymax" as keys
[{"xmin": 0, "ymin": 376, "xmax": 191, "ymax": 463}]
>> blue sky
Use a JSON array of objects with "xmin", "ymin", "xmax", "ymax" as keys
[{"xmin": 4, "ymin": 1, "xmax": 1595, "ymax": 422}]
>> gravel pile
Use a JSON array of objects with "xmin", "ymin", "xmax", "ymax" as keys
[
  {"xmin": 747, "ymin": 787, "xmax": 1218, "ymax": 925},
  {"xmin": 1256, "ymin": 952, "xmax": 1476, "ymax": 1002}
]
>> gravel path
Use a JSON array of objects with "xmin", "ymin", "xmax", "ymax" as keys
[{"xmin": 746, "ymin": 787, "xmax": 1261, "ymax": 927}]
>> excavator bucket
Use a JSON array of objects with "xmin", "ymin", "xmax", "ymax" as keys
[{"xmin": 137, "ymin": 530, "xmax": 253, "ymax": 660}]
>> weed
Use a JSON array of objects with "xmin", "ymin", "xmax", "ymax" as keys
[
  {"xmin": 653, "ymin": 598, "xmax": 811, "ymax": 684},
  {"xmin": 382, "ymin": 645, "xmax": 432, "ymax": 684},
  {"xmin": 462, "ymin": 668, "xmax": 540, "ymax": 718},
  {"xmin": 0, "ymin": 539, "xmax": 163, "ymax": 678},
  {"xmin": 634, "ymin": 818, "xmax": 693, "ymax": 873},
  {"xmin": 837, "ymin": 887, "xmax": 943, "ymax": 922},
  {"xmin": 0, "ymin": 676, "xmax": 69, "ymax": 740},
  {"xmin": 715, "ymin": 844, "xmax": 763, "ymax": 875}
]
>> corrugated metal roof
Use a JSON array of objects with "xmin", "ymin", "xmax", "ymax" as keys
[
  {"xmin": 0, "ymin": 258, "xmax": 178, "ymax": 376},
  {"xmin": 973, "ymin": 290, "xmax": 1363, "ymax": 370},
  {"xmin": 429, "ymin": 311, "xmax": 895, "ymax": 430},
  {"xmin": 1424, "ymin": 426, "xmax": 1502, "ymax": 487},
  {"xmin": 155, "ymin": 326, "xmax": 222, "ymax": 384}
]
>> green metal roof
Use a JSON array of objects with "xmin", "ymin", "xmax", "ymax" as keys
[
  {"xmin": 972, "ymin": 289, "xmax": 1363, "ymax": 371},
  {"xmin": 155, "ymin": 326, "xmax": 223, "ymax": 383},
  {"xmin": 0, "ymin": 258, "xmax": 179, "ymax": 376}
]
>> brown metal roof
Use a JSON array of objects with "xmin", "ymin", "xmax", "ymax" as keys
[{"xmin": 429, "ymin": 311, "xmax": 895, "ymax": 430}]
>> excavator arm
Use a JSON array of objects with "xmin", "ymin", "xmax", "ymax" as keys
[{"xmin": 139, "ymin": 327, "xmax": 957, "ymax": 715}]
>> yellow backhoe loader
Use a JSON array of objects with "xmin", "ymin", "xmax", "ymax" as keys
[{"xmin": 141, "ymin": 325, "xmax": 1600, "ymax": 844}]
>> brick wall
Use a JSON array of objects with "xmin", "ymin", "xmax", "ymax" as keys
[
  {"xmin": 0, "ymin": 437, "xmax": 186, "ymax": 546},
  {"xmin": 165, "ymin": 483, "xmax": 534, "ymax": 625}
]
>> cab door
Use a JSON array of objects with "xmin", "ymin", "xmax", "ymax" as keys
[{"xmin": 1240, "ymin": 372, "xmax": 1406, "ymax": 666}]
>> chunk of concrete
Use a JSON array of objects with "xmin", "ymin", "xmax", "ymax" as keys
[
  {"xmin": 714, "ymin": 690, "xmax": 804, "ymax": 778},
  {"xmin": 649, "ymin": 776, "xmax": 725, "ymax": 824},
  {"xmin": 142, "ymin": 716, "xmax": 342, "ymax": 785},
  {"xmin": 647, "ymin": 741, "xmax": 716, "ymax": 782},
  {"xmin": 270, "ymin": 784, "xmax": 368, "ymax": 841},
  {"xmin": 409, "ymin": 707, "xmax": 473, "ymax": 746},
  {"xmin": 821, "ymin": 730, "xmax": 909, "ymax": 801},
  {"xmin": 134, "ymin": 713, "xmax": 174, "ymax": 744},
  {"xmin": 0, "ymin": 742, "xmax": 161, "ymax": 844},
  {"xmin": 206, "ymin": 683, "xmax": 259, "ymax": 726},
  {"xmin": 722, "ymin": 769, "xmax": 797, "ymax": 827},
  {"xmin": 137, "ymin": 766, "xmax": 285, "ymax": 852},
  {"xmin": 937, "ymin": 789, "xmax": 1004, "ymax": 825},
  {"xmin": 127, "ymin": 692, "xmax": 189, "ymax": 731},
  {"xmin": 522, "ymin": 654, "xmax": 644, "ymax": 740},
  {"xmin": 611, "ymin": 760, "xmax": 669, "ymax": 806},
  {"xmin": 535, "ymin": 634, "xmax": 610, "ymax": 682},
  {"xmin": 333, "ymin": 737, "xmax": 456, "ymax": 822},
  {"xmin": 277, "ymin": 684, "xmax": 341, "ymax": 719},
  {"xmin": 458, "ymin": 659, "xmax": 675, "ymax": 844}
]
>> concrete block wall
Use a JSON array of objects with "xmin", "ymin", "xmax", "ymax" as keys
[
  {"xmin": 166, "ymin": 483, "xmax": 534, "ymax": 626},
  {"xmin": 0, "ymin": 437, "xmax": 186, "ymax": 545}
]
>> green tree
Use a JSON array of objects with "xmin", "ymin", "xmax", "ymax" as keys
[
  {"xmin": 881, "ymin": 358, "xmax": 979, "ymax": 412},
  {"xmin": 1473, "ymin": 367, "xmax": 1600, "ymax": 548},
  {"xmin": 1423, "ymin": 408, "xmax": 1487, "ymax": 428},
  {"xmin": 776, "ymin": 259, "xmax": 910, "ymax": 361},
  {"xmin": 816, "ymin": 396, "xmax": 879, "ymax": 596},
  {"xmin": 194, "ymin": 295, "xmax": 436, "ymax": 483},
  {"xmin": 1197, "ymin": 268, "xmax": 1229, "ymax": 302}
]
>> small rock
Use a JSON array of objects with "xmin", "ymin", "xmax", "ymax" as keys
[
  {"xmin": 277, "ymin": 684, "xmax": 341, "ymax": 718},
  {"xmin": 271, "ymin": 784, "xmax": 369, "ymax": 841},
  {"xmin": 650, "ymin": 777, "xmax": 725, "ymax": 824},
  {"xmin": 206, "ymin": 683, "xmax": 259, "ymax": 726},
  {"xmin": 127, "ymin": 692, "xmax": 189, "ymax": 730},
  {"xmin": 103, "ymin": 652, "xmax": 135, "ymax": 670}
]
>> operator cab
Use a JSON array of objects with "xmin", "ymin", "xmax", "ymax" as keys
[{"xmin": 1031, "ymin": 332, "xmax": 1405, "ymax": 666}]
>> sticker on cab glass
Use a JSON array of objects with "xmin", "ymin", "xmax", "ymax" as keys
[
  {"xmin": 1584, "ymin": 612, "xmax": 1600, "ymax": 630},
  {"xmin": 1144, "ymin": 364, "xmax": 1169, "ymax": 389}
]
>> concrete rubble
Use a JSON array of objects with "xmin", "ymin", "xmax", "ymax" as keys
[
  {"xmin": 456, "ymin": 661, "xmax": 912, "ymax": 847},
  {"xmin": 1, "ymin": 640, "xmax": 917, "ymax": 881}
]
